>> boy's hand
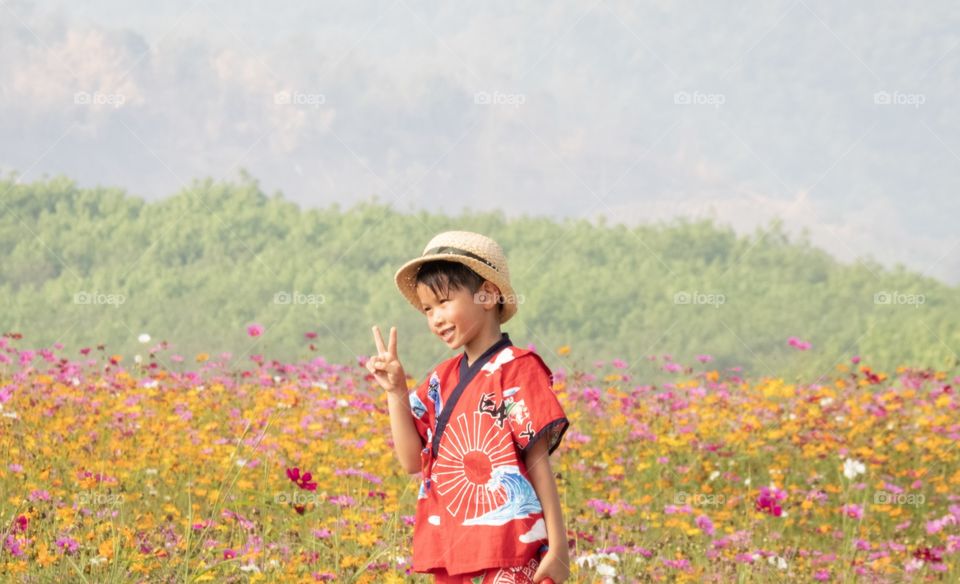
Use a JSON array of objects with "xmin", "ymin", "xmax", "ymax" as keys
[
  {"xmin": 532, "ymin": 548, "xmax": 569, "ymax": 583},
  {"xmin": 367, "ymin": 325, "xmax": 407, "ymax": 394}
]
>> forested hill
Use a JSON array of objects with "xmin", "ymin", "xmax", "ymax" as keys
[{"xmin": 2, "ymin": 174, "xmax": 957, "ymax": 380}]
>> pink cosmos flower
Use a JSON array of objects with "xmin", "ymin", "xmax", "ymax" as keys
[
  {"xmin": 55, "ymin": 536, "xmax": 80, "ymax": 555},
  {"xmin": 696, "ymin": 514, "xmax": 716, "ymax": 536},
  {"xmin": 787, "ymin": 336, "xmax": 812, "ymax": 350},
  {"xmin": 246, "ymin": 324, "xmax": 264, "ymax": 337},
  {"xmin": 755, "ymin": 486, "xmax": 787, "ymax": 517},
  {"xmin": 842, "ymin": 504, "xmax": 864, "ymax": 519}
]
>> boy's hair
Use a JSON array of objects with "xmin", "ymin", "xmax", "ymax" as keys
[{"xmin": 416, "ymin": 260, "xmax": 505, "ymax": 317}]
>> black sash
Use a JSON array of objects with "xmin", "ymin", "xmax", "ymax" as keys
[{"xmin": 431, "ymin": 332, "xmax": 513, "ymax": 458}]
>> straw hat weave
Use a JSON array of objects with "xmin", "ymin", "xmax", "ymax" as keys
[{"xmin": 394, "ymin": 231, "xmax": 517, "ymax": 324}]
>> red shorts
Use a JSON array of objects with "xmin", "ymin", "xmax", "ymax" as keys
[{"xmin": 431, "ymin": 556, "xmax": 540, "ymax": 583}]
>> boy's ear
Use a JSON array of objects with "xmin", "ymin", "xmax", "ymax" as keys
[{"xmin": 480, "ymin": 280, "xmax": 503, "ymax": 308}]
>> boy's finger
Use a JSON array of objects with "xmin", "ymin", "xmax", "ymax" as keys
[
  {"xmin": 388, "ymin": 326, "xmax": 397, "ymax": 357},
  {"xmin": 372, "ymin": 325, "xmax": 387, "ymax": 354}
]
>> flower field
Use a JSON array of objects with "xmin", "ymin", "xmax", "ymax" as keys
[{"xmin": 1, "ymin": 331, "xmax": 959, "ymax": 583}]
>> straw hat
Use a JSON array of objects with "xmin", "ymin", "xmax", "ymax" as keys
[{"xmin": 394, "ymin": 231, "xmax": 518, "ymax": 324}]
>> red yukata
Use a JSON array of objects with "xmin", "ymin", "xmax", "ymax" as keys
[{"xmin": 407, "ymin": 332, "xmax": 570, "ymax": 581}]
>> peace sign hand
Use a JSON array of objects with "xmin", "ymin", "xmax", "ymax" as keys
[{"xmin": 367, "ymin": 325, "xmax": 407, "ymax": 394}]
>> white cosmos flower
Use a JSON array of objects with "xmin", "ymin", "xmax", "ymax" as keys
[
  {"xmin": 843, "ymin": 457, "xmax": 866, "ymax": 480},
  {"xmin": 138, "ymin": 333, "xmax": 151, "ymax": 344},
  {"xmin": 768, "ymin": 555, "xmax": 789, "ymax": 570}
]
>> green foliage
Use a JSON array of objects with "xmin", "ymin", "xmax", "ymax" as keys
[{"xmin": 1, "ymin": 174, "xmax": 958, "ymax": 379}]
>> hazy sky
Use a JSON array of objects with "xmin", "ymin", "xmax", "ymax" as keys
[{"xmin": 3, "ymin": 0, "xmax": 959, "ymax": 284}]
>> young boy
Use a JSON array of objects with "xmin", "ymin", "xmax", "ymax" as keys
[{"xmin": 366, "ymin": 230, "xmax": 570, "ymax": 583}]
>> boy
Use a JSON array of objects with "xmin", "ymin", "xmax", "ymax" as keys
[{"xmin": 366, "ymin": 230, "xmax": 570, "ymax": 583}]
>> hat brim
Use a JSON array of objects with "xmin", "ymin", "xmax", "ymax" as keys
[{"xmin": 394, "ymin": 254, "xmax": 518, "ymax": 324}]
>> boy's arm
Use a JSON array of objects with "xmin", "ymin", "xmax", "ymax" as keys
[
  {"xmin": 387, "ymin": 389, "xmax": 424, "ymax": 474},
  {"xmin": 523, "ymin": 437, "xmax": 570, "ymax": 566}
]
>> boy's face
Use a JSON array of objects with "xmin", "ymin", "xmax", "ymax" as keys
[{"xmin": 415, "ymin": 278, "xmax": 500, "ymax": 348}]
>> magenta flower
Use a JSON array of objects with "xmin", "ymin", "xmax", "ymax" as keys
[
  {"xmin": 246, "ymin": 324, "xmax": 264, "ymax": 337},
  {"xmin": 662, "ymin": 558, "xmax": 691, "ymax": 570},
  {"xmin": 787, "ymin": 336, "xmax": 812, "ymax": 350},
  {"xmin": 696, "ymin": 354, "xmax": 714, "ymax": 363},
  {"xmin": 755, "ymin": 486, "xmax": 787, "ymax": 517},
  {"xmin": 286, "ymin": 467, "xmax": 318, "ymax": 491}
]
